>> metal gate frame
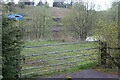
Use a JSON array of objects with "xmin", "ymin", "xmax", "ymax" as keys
[{"xmin": 20, "ymin": 41, "xmax": 99, "ymax": 77}]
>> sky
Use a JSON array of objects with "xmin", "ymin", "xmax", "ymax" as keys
[{"xmin": 3, "ymin": 0, "xmax": 115, "ymax": 11}]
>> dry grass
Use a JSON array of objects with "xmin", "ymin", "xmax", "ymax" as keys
[
  {"xmin": 49, "ymin": 7, "xmax": 70, "ymax": 18},
  {"xmin": 0, "ymin": 4, "xmax": 2, "ymax": 15},
  {"xmin": 15, "ymin": 6, "xmax": 70, "ymax": 18}
]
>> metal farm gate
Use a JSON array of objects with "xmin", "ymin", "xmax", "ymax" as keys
[{"xmin": 20, "ymin": 41, "xmax": 99, "ymax": 78}]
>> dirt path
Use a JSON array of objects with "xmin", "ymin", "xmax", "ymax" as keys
[{"xmin": 40, "ymin": 69, "xmax": 119, "ymax": 80}]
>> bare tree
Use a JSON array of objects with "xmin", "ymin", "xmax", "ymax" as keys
[{"xmin": 62, "ymin": 1, "xmax": 96, "ymax": 40}]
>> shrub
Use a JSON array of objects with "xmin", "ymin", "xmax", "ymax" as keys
[{"xmin": 94, "ymin": 21, "xmax": 119, "ymax": 68}]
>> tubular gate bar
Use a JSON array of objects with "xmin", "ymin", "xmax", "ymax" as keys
[
  {"xmin": 23, "ymin": 41, "xmax": 98, "ymax": 48},
  {"xmin": 21, "ymin": 41, "xmax": 99, "ymax": 76},
  {"xmin": 22, "ymin": 61, "xmax": 97, "ymax": 76},
  {"xmin": 23, "ymin": 48, "xmax": 98, "ymax": 57},
  {"xmin": 22, "ymin": 58, "xmax": 97, "ymax": 71},
  {"xmin": 22, "ymin": 53, "xmax": 98, "ymax": 64}
]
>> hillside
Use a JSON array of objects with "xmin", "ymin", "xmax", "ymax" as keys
[
  {"xmin": 49, "ymin": 7, "xmax": 70, "ymax": 18},
  {"xmin": 0, "ymin": 4, "xmax": 2, "ymax": 16},
  {"xmin": 16, "ymin": 6, "xmax": 70, "ymax": 18}
]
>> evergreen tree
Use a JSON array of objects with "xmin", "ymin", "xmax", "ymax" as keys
[
  {"xmin": 18, "ymin": 2, "xmax": 25, "ymax": 9},
  {"xmin": 37, "ymin": 0, "xmax": 43, "ymax": 6},
  {"xmin": 53, "ymin": 2, "xmax": 65, "ymax": 8},
  {"xmin": 2, "ymin": 3, "xmax": 24, "ymax": 79}
]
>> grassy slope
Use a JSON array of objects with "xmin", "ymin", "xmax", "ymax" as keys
[
  {"xmin": 21, "ymin": 40, "xmax": 99, "ymax": 78},
  {"xmin": 15, "ymin": 6, "xmax": 70, "ymax": 35},
  {"xmin": 16, "ymin": 6, "xmax": 70, "ymax": 18},
  {"xmin": 49, "ymin": 7, "xmax": 70, "ymax": 18}
]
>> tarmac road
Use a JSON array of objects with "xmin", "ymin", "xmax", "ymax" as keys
[{"xmin": 39, "ymin": 69, "xmax": 119, "ymax": 80}]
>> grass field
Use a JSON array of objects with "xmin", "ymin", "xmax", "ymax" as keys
[{"xmin": 20, "ymin": 40, "xmax": 99, "ymax": 78}]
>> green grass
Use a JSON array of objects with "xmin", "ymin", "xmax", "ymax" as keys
[
  {"xmin": 25, "ymin": 63, "xmax": 97, "ymax": 78},
  {"xmin": 20, "ymin": 40, "xmax": 99, "ymax": 78}
]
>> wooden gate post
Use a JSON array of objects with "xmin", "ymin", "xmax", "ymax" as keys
[{"xmin": 99, "ymin": 41, "xmax": 107, "ymax": 65}]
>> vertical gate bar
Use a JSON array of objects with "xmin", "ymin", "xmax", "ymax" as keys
[
  {"xmin": 98, "ymin": 40, "xmax": 101, "ymax": 65},
  {"xmin": 100, "ymin": 41, "xmax": 107, "ymax": 65}
]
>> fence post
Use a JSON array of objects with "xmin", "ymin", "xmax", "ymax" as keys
[{"xmin": 99, "ymin": 41, "xmax": 107, "ymax": 65}]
